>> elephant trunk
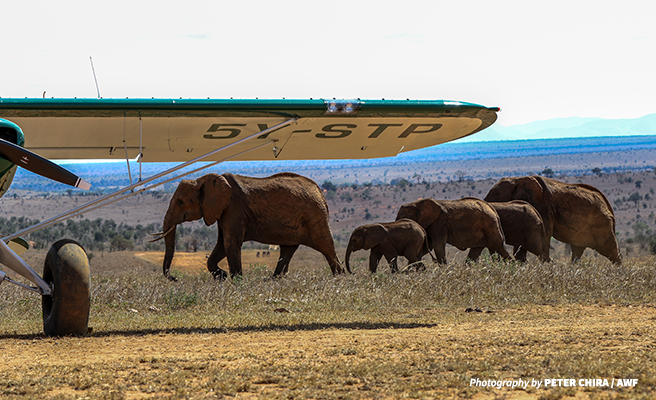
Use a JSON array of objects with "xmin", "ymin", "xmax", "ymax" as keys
[
  {"xmin": 162, "ymin": 212, "xmax": 179, "ymax": 281},
  {"xmin": 345, "ymin": 242, "xmax": 357, "ymax": 273}
]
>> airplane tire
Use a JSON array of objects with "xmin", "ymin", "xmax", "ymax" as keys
[{"xmin": 42, "ymin": 239, "xmax": 91, "ymax": 336}]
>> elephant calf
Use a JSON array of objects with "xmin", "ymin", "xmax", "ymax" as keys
[
  {"xmin": 396, "ymin": 197, "xmax": 510, "ymax": 264},
  {"xmin": 468, "ymin": 200, "xmax": 550, "ymax": 262},
  {"xmin": 345, "ymin": 219, "xmax": 433, "ymax": 273}
]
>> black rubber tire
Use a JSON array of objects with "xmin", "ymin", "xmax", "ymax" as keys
[{"xmin": 42, "ymin": 239, "xmax": 90, "ymax": 336}]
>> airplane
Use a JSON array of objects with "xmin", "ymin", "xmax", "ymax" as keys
[{"xmin": 0, "ymin": 97, "xmax": 499, "ymax": 336}]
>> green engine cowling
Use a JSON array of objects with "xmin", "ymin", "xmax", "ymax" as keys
[{"xmin": 0, "ymin": 118, "xmax": 25, "ymax": 199}]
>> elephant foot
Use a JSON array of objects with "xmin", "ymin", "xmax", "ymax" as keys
[
  {"xmin": 211, "ymin": 269, "xmax": 228, "ymax": 281},
  {"xmin": 402, "ymin": 261, "xmax": 426, "ymax": 273}
]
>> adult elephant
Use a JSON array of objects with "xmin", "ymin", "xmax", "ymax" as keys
[
  {"xmin": 152, "ymin": 172, "xmax": 344, "ymax": 280},
  {"xmin": 396, "ymin": 197, "xmax": 510, "ymax": 264},
  {"xmin": 484, "ymin": 175, "xmax": 620, "ymax": 264},
  {"xmin": 467, "ymin": 200, "xmax": 550, "ymax": 262},
  {"xmin": 345, "ymin": 219, "xmax": 434, "ymax": 273}
]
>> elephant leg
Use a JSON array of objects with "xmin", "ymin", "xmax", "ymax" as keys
[
  {"xmin": 319, "ymin": 247, "xmax": 344, "ymax": 275},
  {"xmin": 539, "ymin": 249, "xmax": 551, "ymax": 263},
  {"xmin": 273, "ymin": 245, "xmax": 299, "ymax": 276},
  {"xmin": 405, "ymin": 241, "xmax": 426, "ymax": 271},
  {"xmin": 429, "ymin": 236, "xmax": 448, "ymax": 265},
  {"xmin": 405, "ymin": 252, "xmax": 426, "ymax": 272},
  {"xmin": 594, "ymin": 236, "xmax": 622, "ymax": 264},
  {"xmin": 386, "ymin": 256, "xmax": 399, "ymax": 273},
  {"xmin": 380, "ymin": 246, "xmax": 400, "ymax": 273},
  {"xmin": 434, "ymin": 245, "xmax": 447, "ymax": 265},
  {"xmin": 489, "ymin": 242, "xmax": 511, "ymax": 260},
  {"xmin": 467, "ymin": 247, "xmax": 484, "ymax": 262},
  {"xmin": 514, "ymin": 246, "xmax": 528, "ymax": 262},
  {"xmin": 570, "ymin": 245, "xmax": 586, "ymax": 262},
  {"xmin": 308, "ymin": 240, "xmax": 344, "ymax": 275},
  {"xmin": 224, "ymin": 243, "xmax": 243, "ymax": 278},
  {"xmin": 207, "ymin": 235, "xmax": 228, "ymax": 280},
  {"xmin": 369, "ymin": 250, "xmax": 383, "ymax": 273}
]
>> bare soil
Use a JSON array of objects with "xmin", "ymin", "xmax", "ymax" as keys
[{"xmin": 1, "ymin": 300, "xmax": 654, "ymax": 399}]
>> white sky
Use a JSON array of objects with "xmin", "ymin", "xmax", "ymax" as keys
[{"xmin": 1, "ymin": 0, "xmax": 654, "ymax": 126}]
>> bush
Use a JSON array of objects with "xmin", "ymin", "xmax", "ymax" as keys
[{"xmin": 110, "ymin": 235, "xmax": 134, "ymax": 252}]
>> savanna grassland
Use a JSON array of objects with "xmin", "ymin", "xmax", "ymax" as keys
[{"xmin": 1, "ymin": 147, "xmax": 656, "ymax": 399}]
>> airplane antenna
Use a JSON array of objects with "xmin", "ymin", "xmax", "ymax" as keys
[{"xmin": 89, "ymin": 56, "xmax": 101, "ymax": 99}]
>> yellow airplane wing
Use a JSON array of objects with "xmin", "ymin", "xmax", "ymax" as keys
[{"xmin": 0, "ymin": 98, "xmax": 499, "ymax": 162}]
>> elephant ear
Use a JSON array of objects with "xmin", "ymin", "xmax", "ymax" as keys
[
  {"xmin": 485, "ymin": 178, "xmax": 513, "ymax": 201},
  {"xmin": 363, "ymin": 224, "xmax": 388, "ymax": 250},
  {"xmin": 417, "ymin": 199, "xmax": 444, "ymax": 229},
  {"xmin": 513, "ymin": 176, "xmax": 543, "ymax": 205},
  {"xmin": 199, "ymin": 174, "xmax": 232, "ymax": 226}
]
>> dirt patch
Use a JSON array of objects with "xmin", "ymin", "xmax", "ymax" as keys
[
  {"xmin": 135, "ymin": 249, "xmax": 279, "ymax": 275},
  {"xmin": 1, "ymin": 304, "xmax": 653, "ymax": 399}
]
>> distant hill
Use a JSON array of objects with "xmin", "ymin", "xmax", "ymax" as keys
[{"xmin": 458, "ymin": 113, "xmax": 656, "ymax": 142}]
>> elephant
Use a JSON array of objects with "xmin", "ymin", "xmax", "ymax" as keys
[
  {"xmin": 467, "ymin": 200, "xmax": 550, "ymax": 262},
  {"xmin": 345, "ymin": 219, "xmax": 434, "ymax": 273},
  {"xmin": 396, "ymin": 197, "xmax": 510, "ymax": 264},
  {"xmin": 151, "ymin": 172, "xmax": 344, "ymax": 280},
  {"xmin": 484, "ymin": 175, "xmax": 621, "ymax": 264}
]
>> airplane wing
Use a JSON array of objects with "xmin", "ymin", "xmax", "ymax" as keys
[{"xmin": 0, "ymin": 98, "xmax": 499, "ymax": 162}]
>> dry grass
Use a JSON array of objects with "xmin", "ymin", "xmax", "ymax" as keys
[{"xmin": 0, "ymin": 254, "xmax": 655, "ymax": 399}]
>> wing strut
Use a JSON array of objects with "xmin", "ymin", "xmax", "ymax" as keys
[
  {"xmin": 124, "ymin": 139, "xmax": 133, "ymax": 186},
  {"xmin": 122, "ymin": 113, "xmax": 145, "ymax": 187},
  {"xmin": 139, "ymin": 114, "xmax": 143, "ymax": 181}
]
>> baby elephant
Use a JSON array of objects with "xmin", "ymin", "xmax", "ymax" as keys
[{"xmin": 345, "ymin": 219, "xmax": 432, "ymax": 273}]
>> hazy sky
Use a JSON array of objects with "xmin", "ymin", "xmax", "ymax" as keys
[{"xmin": 2, "ymin": 0, "xmax": 654, "ymax": 126}]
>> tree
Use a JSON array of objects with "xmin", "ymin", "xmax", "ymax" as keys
[
  {"xmin": 591, "ymin": 167, "xmax": 602, "ymax": 176},
  {"xmin": 110, "ymin": 235, "xmax": 134, "ymax": 251},
  {"xmin": 541, "ymin": 168, "xmax": 555, "ymax": 178},
  {"xmin": 628, "ymin": 192, "xmax": 643, "ymax": 206},
  {"xmin": 394, "ymin": 179, "xmax": 409, "ymax": 190},
  {"xmin": 321, "ymin": 181, "xmax": 337, "ymax": 192},
  {"xmin": 324, "ymin": 190, "xmax": 336, "ymax": 201},
  {"xmin": 340, "ymin": 192, "xmax": 353, "ymax": 202}
]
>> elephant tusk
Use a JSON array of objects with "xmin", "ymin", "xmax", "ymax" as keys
[{"xmin": 148, "ymin": 225, "xmax": 176, "ymax": 242}]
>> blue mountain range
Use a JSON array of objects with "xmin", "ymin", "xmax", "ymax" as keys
[{"xmin": 458, "ymin": 113, "xmax": 656, "ymax": 142}]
